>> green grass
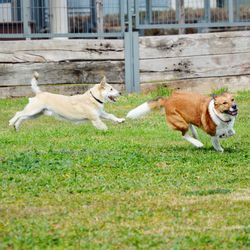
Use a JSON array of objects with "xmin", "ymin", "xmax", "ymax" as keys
[{"xmin": 0, "ymin": 90, "xmax": 249, "ymax": 249}]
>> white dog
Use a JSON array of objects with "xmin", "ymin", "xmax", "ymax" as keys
[{"xmin": 9, "ymin": 72, "xmax": 125, "ymax": 131}]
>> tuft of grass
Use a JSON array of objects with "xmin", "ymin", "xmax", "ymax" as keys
[
  {"xmin": 211, "ymin": 87, "xmax": 229, "ymax": 95},
  {"xmin": 0, "ymin": 91, "xmax": 250, "ymax": 249}
]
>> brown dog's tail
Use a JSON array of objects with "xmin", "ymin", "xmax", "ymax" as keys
[{"xmin": 126, "ymin": 96, "xmax": 166, "ymax": 119}]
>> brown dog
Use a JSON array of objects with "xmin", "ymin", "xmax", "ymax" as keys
[{"xmin": 127, "ymin": 92, "xmax": 238, "ymax": 152}]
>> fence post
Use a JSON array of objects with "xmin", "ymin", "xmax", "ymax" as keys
[
  {"xmin": 176, "ymin": 0, "xmax": 185, "ymax": 34},
  {"xmin": 204, "ymin": 0, "xmax": 211, "ymax": 23},
  {"xmin": 228, "ymin": 0, "xmax": 234, "ymax": 23},
  {"xmin": 96, "ymin": 0, "xmax": 104, "ymax": 38},
  {"xmin": 120, "ymin": 0, "xmax": 125, "ymax": 33},
  {"xmin": 22, "ymin": 0, "xmax": 31, "ymax": 39},
  {"xmin": 50, "ymin": 0, "xmax": 68, "ymax": 38},
  {"xmin": 125, "ymin": 0, "xmax": 140, "ymax": 93},
  {"xmin": 146, "ymin": 0, "xmax": 152, "ymax": 24}
]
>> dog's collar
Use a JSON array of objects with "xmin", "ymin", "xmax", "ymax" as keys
[
  {"xmin": 90, "ymin": 91, "xmax": 104, "ymax": 104},
  {"xmin": 208, "ymin": 99, "xmax": 232, "ymax": 125}
]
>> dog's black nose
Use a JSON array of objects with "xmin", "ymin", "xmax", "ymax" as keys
[{"xmin": 232, "ymin": 104, "xmax": 237, "ymax": 109}]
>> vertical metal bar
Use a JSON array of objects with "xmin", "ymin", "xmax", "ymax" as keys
[
  {"xmin": 204, "ymin": 0, "xmax": 211, "ymax": 23},
  {"xmin": 125, "ymin": 0, "xmax": 133, "ymax": 92},
  {"xmin": 134, "ymin": 0, "xmax": 139, "ymax": 28},
  {"xmin": 235, "ymin": 0, "xmax": 241, "ymax": 22},
  {"xmin": 132, "ymin": 32, "xmax": 140, "ymax": 93},
  {"xmin": 228, "ymin": 0, "xmax": 234, "ymax": 23},
  {"xmin": 127, "ymin": 0, "xmax": 132, "ymax": 33},
  {"xmin": 120, "ymin": 0, "xmax": 125, "ymax": 33},
  {"xmin": 178, "ymin": 0, "xmax": 185, "ymax": 34},
  {"xmin": 125, "ymin": 0, "xmax": 140, "ymax": 93},
  {"xmin": 96, "ymin": 0, "xmax": 103, "ymax": 38},
  {"xmin": 90, "ymin": 0, "xmax": 96, "ymax": 33},
  {"xmin": 125, "ymin": 32, "xmax": 133, "ymax": 93},
  {"xmin": 22, "ymin": 0, "xmax": 29, "ymax": 38},
  {"xmin": 146, "ymin": 0, "xmax": 152, "ymax": 24}
]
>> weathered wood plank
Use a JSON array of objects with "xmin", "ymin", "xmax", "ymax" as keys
[
  {"xmin": 0, "ymin": 39, "xmax": 124, "ymax": 63},
  {"xmin": 0, "ymin": 83, "xmax": 125, "ymax": 99},
  {"xmin": 141, "ymin": 75, "xmax": 250, "ymax": 94},
  {"xmin": 140, "ymin": 53, "xmax": 250, "ymax": 81},
  {"xmin": 140, "ymin": 31, "xmax": 250, "ymax": 59},
  {"xmin": 0, "ymin": 61, "xmax": 124, "ymax": 86}
]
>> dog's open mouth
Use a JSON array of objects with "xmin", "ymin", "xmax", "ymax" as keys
[
  {"xmin": 108, "ymin": 96, "xmax": 117, "ymax": 102},
  {"xmin": 224, "ymin": 109, "xmax": 238, "ymax": 116}
]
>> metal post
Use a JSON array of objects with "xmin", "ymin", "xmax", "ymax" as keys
[
  {"xmin": 228, "ymin": 0, "xmax": 234, "ymax": 23},
  {"xmin": 204, "ymin": 0, "xmax": 211, "ymax": 23},
  {"xmin": 120, "ymin": 0, "xmax": 125, "ymax": 33},
  {"xmin": 146, "ymin": 0, "xmax": 152, "ymax": 24},
  {"xmin": 235, "ymin": 1, "xmax": 240, "ymax": 22},
  {"xmin": 90, "ymin": 0, "xmax": 96, "ymax": 32},
  {"xmin": 96, "ymin": 0, "xmax": 103, "ymax": 38},
  {"xmin": 125, "ymin": 0, "xmax": 140, "ymax": 93},
  {"xmin": 50, "ymin": 0, "xmax": 68, "ymax": 39},
  {"xmin": 22, "ymin": 0, "xmax": 31, "ymax": 39},
  {"xmin": 177, "ymin": 0, "xmax": 185, "ymax": 34}
]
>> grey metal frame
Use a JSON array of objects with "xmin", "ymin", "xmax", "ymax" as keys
[
  {"xmin": 0, "ymin": 0, "xmax": 126, "ymax": 39},
  {"xmin": 135, "ymin": 0, "xmax": 250, "ymax": 30}
]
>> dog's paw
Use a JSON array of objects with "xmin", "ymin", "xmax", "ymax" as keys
[
  {"xmin": 117, "ymin": 118, "xmax": 125, "ymax": 123},
  {"xmin": 215, "ymin": 146, "xmax": 224, "ymax": 152}
]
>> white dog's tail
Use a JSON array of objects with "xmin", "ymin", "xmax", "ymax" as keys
[
  {"xmin": 127, "ymin": 96, "xmax": 166, "ymax": 119},
  {"xmin": 31, "ymin": 71, "xmax": 41, "ymax": 94}
]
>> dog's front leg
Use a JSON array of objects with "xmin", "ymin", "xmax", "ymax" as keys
[
  {"xmin": 211, "ymin": 136, "xmax": 224, "ymax": 152},
  {"xmin": 189, "ymin": 124, "xmax": 199, "ymax": 139},
  {"xmin": 101, "ymin": 111, "xmax": 125, "ymax": 123},
  {"xmin": 91, "ymin": 118, "xmax": 108, "ymax": 131}
]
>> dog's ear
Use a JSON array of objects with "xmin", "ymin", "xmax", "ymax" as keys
[
  {"xmin": 99, "ymin": 76, "xmax": 106, "ymax": 89},
  {"xmin": 211, "ymin": 94, "xmax": 217, "ymax": 100},
  {"xmin": 211, "ymin": 94, "xmax": 219, "ymax": 105}
]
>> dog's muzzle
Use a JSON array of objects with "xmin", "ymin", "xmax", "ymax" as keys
[
  {"xmin": 224, "ymin": 104, "xmax": 238, "ymax": 116},
  {"xmin": 108, "ymin": 96, "xmax": 117, "ymax": 102}
]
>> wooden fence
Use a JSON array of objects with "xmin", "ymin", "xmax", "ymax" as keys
[{"xmin": 0, "ymin": 30, "xmax": 249, "ymax": 98}]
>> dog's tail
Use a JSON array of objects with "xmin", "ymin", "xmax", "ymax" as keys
[
  {"xmin": 31, "ymin": 71, "xmax": 41, "ymax": 94},
  {"xmin": 127, "ymin": 96, "xmax": 166, "ymax": 119}
]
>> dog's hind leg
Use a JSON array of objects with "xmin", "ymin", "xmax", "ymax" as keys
[
  {"xmin": 10, "ymin": 98, "xmax": 45, "ymax": 131},
  {"xmin": 189, "ymin": 124, "xmax": 199, "ymax": 139},
  {"xmin": 9, "ymin": 111, "xmax": 23, "ymax": 126},
  {"xmin": 14, "ymin": 112, "xmax": 44, "ymax": 131},
  {"xmin": 183, "ymin": 133, "xmax": 204, "ymax": 148}
]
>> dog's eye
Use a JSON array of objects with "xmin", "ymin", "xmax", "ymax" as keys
[
  {"xmin": 231, "ymin": 99, "xmax": 234, "ymax": 102},
  {"xmin": 223, "ymin": 101, "xmax": 228, "ymax": 105},
  {"xmin": 110, "ymin": 88, "xmax": 113, "ymax": 91}
]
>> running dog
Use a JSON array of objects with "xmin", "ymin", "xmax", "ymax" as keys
[
  {"xmin": 9, "ymin": 72, "xmax": 125, "ymax": 131},
  {"xmin": 127, "ymin": 91, "xmax": 238, "ymax": 152}
]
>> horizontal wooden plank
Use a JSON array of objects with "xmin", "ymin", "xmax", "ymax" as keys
[
  {"xmin": 0, "ymin": 39, "xmax": 124, "ymax": 63},
  {"xmin": 0, "ymin": 61, "xmax": 124, "ymax": 86},
  {"xmin": 1, "ymin": 74, "xmax": 249, "ymax": 99},
  {"xmin": 0, "ymin": 83, "xmax": 125, "ymax": 99},
  {"xmin": 140, "ymin": 53, "xmax": 250, "ymax": 81},
  {"xmin": 140, "ymin": 31, "xmax": 250, "ymax": 59},
  {"xmin": 141, "ymin": 75, "xmax": 250, "ymax": 94}
]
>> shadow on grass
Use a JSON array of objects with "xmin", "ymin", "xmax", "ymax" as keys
[{"xmin": 184, "ymin": 188, "xmax": 232, "ymax": 197}]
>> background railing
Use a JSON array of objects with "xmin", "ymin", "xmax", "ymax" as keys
[
  {"xmin": 0, "ymin": 0, "xmax": 249, "ymax": 39},
  {"xmin": 0, "ymin": 0, "xmax": 125, "ymax": 39}
]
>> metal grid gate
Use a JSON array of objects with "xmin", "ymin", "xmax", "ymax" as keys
[{"xmin": 0, "ymin": 0, "xmax": 250, "ymax": 92}]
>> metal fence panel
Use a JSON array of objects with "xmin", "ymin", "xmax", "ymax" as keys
[
  {"xmin": 0, "ymin": 0, "xmax": 125, "ymax": 39},
  {"xmin": 135, "ymin": 0, "xmax": 250, "ymax": 29}
]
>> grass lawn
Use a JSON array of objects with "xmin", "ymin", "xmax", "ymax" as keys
[{"xmin": 0, "ymin": 89, "xmax": 249, "ymax": 249}]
